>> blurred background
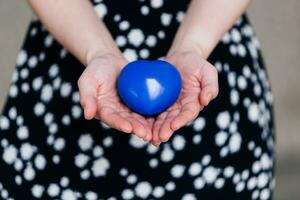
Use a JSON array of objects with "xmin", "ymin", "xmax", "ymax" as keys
[{"xmin": 0, "ymin": 1, "xmax": 299, "ymax": 199}]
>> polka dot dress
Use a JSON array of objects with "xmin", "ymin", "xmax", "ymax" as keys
[{"xmin": 0, "ymin": 0, "xmax": 275, "ymax": 199}]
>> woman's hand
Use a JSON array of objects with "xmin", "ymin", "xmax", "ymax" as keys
[
  {"xmin": 151, "ymin": 50, "xmax": 219, "ymax": 146},
  {"xmin": 78, "ymin": 53, "xmax": 154, "ymax": 141}
]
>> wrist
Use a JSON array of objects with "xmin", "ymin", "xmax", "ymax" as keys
[
  {"xmin": 85, "ymin": 43, "xmax": 123, "ymax": 67},
  {"xmin": 167, "ymin": 38, "xmax": 206, "ymax": 59}
]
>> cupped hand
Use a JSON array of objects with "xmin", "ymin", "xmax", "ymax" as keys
[
  {"xmin": 77, "ymin": 53, "xmax": 154, "ymax": 141},
  {"xmin": 151, "ymin": 51, "xmax": 219, "ymax": 146}
]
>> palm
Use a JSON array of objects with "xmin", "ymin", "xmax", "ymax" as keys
[
  {"xmin": 151, "ymin": 52, "xmax": 218, "ymax": 146},
  {"xmin": 78, "ymin": 54, "xmax": 154, "ymax": 141}
]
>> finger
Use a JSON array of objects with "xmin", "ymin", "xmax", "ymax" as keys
[
  {"xmin": 158, "ymin": 108, "xmax": 181, "ymax": 142},
  {"xmin": 152, "ymin": 112, "xmax": 168, "ymax": 146},
  {"xmin": 170, "ymin": 101, "xmax": 201, "ymax": 131},
  {"xmin": 98, "ymin": 107, "xmax": 132, "ymax": 133},
  {"xmin": 77, "ymin": 76, "xmax": 97, "ymax": 120},
  {"xmin": 131, "ymin": 112, "xmax": 152, "ymax": 141},
  {"xmin": 120, "ymin": 112, "xmax": 147, "ymax": 139},
  {"xmin": 199, "ymin": 65, "xmax": 219, "ymax": 106}
]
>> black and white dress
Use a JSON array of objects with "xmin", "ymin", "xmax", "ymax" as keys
[{"xmin": 0, "ymin": 0, "xmax": 275, "ymax": 199}]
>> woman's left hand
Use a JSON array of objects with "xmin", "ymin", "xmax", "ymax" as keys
[{"xmin": 151, "ymin": 51, "xmax": 219, "ymax": 147}]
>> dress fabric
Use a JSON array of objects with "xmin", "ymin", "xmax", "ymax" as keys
[{"xmin": 0, "ymin": 0, "xmax": 275, "ymax": 200}]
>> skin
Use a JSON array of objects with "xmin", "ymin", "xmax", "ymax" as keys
[{"xmin": 28, "ymin": 0, "xmax": 251, "ymax": 147}]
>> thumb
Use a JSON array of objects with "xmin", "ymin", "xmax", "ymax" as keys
[{"xmin": 77, "ymin": 76, "xmax": 97, "ymax": 120}]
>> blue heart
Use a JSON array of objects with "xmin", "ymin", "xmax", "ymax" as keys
[{"xmin": 117, "ymin": 60, "xmax": 182, "ymax": 116}]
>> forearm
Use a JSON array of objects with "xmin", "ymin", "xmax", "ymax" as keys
[
  {"xmin": 168, "ymin": 0, "xmax": 251, "ymax": 59},
  {"xmin": 28, "ymin": 0, "xmax": 121, "ymax": 66}
]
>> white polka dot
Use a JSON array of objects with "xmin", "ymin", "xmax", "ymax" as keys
[
  {"xmin": 260, "ymin": 188, "xmax": 270, "ymax": 200},
  {"xmin": 120, "ymin": 168, "xmax": 128, "ymax": 176},
  {"xmin": 222, "ymin": 32, "xmax": 230, "ymax": 44},
  {"xmin": 61, "ymin": 189, "xmax": 77, "ymax": 200},
  {"xmin": 34, "ymin": 154, "xmax": 46, "ymax": 170},
  {"xmin": 145, "ymin": 35, "xmax": 157, "ymax": 47},
  {"xmin": 123, "ymin": 49, "xmax": 137, "ymax": 62},
  {"xmin": 150, "ymin": 187, "xmax": 164, "ymax": 199},
  {"xmin": 127, "ymin": 29, "xmax": 144, "ymax": 47},
  {"xmin": 8, "ymin": 107, "xmax": 17, "ymax": 119},
  {"xmin": 93, "ymin": 146, "xmax": 103, "ymax": 157},
  {"xmin": 20, "ymin": 68, "xmax": 29, "ymax": 79},
  {"xmin": 119, "ymin": 20, "xmax": 130, "ymax": 31},
  {"xmin": 203, "ymin": 166, "xmax": 219, "ymax": 184},
  {"xmin": 236, "ymin": 182, "xmax": 245, "ymax": 192},
  {"xmin": 223, "ymin": 166, "xmax": 234, "ymax": 178},
  {"xmin": 60, "ymin": 177, "xmax": 69, "ymax": 187},
  {"xmin": 3, "ymin": 145, "xmax": 17, "ymax": 164},
  {"xmin": 17, "ymin": 126, "xmax": 29, "ymax": 140},
  {"xmin": 15, "ymin": 175, "xmax": 22, "ymax": 185},
  {"xmin": 44, "ymin": 35, "xmax": 53, "ymax": 47},
  {"xmin": 134, "ymin": 181, "xmax": 152, "ymax": 199},
  {"xmin": 247, "ymin": 177, "xmax": 257, "ymax": 190},
  {"xmin": 141, "ymin": 6, "xmax": 149, "ymax": 15},
  {"xmin": 52, "ymin": 155, "xmax": 60, "ymax": 164},
  {"xmin": 193, "ymin": 117, "xmax": 205, "ymax": 131},
  {"xmin": 129, "ymin": 135, "xmax": 147, "ymax": 149},
  {"xmin": 161, "ymin": 13, "xmax": 172, "ymax": 26},
  {"xmin": 49, "ymin": 64, "xmax": 59, "ymax": 77},
  {"xmin": 78, "ymin": 134, "xmax": 93, "ymax": 151},
  {"xmin": 193, "ymin": 134, "xmax": 202, "ymax": 144},
  {"xmin": 62, "ymin": 115, "xmax": 71, "ymax": 125},
  {"xmin": 9, "ymin": 85, "xmax": 18, "ymax": 98},
  {"xmin": 28, "ymin": 56, "xmax": 38, "ymax": 68},
  {"xmin": 32, "ymin": 77, "xmax": 43, "ymax": 91},
  {"xmin": 248, "ymin": 103, "xmax": 259, "ymax": 122},
  {"xmin": 257, "ymin": 173, "xmax": 268, "ymax": 188},
  {"xmin": 85, "ymin": 191, "xmax": 98, "ymax": 200},
  {"xmin": 127, "ymin": 174, "xmax": 137, "ymax": 184},
  {"xmin": 44, "ymin": 113, "xmax": 54, "ymax": 125},
  {"xmin": 149, "ymin": 158, "xmax": 158, "ymax": 168},
  {"xmin": 113, "ymin": 14, "xmax": 121, "ymax": 22},
  {"xmin": 160, "ymin": 146, "xmax": 174, "ymax": 162},
  {"xmin": 0, "ymin": 116, "xmax": 10, "ymax": 130},
  {"xmin": 194, "ymin": 177, "xmax": 205, "ymax": 190},
  {"xmin": 216, "ymin": 111, "xmax": 231, "ymax": 129},
  {"xmin": 54, "ymin": 138, "xmax": 66, "ymax": 151},
  {"xmin": 60, "ymin": 82, "xmax": 72, "ymax": 97},
  {"xmin": 34, "ymin": 102, "xmax": 45, "ymax": 116},
  {"xmin": 150, "ymin": 0, "xmax": 163, "ymax": 8},
  {"xmin": 94, "ymin": 4, "xmax": 107, "ymax": 18},
  {"xmin": 237, "ymin": 76, "xmax": 247, "ymax": 90},
  {"xmin": 231, "ymin": 28, "xmax": 241, "ymax": 43},
  {"xmin": 74, "ymin": 153, "xmax": 90, "ymax": 168},
  {"xmin": 182, "ymin": 193, "xmax": 197, "ymax": 200},
  {"xmin": 121, "ymin": 189, "xmax": 134, "ymax": 200},
  {"xmin": 215, "ymin": 131, "xmax": 228, "ymax": 146},
  {"xmin": 230, "ymin": 89, "xmax": 239, "ymax": 105},
  {"xmin": 41, "ymin": 84, "xmax": 53, "ymax": 102},
  {"xmin": 20, "ymin": 143, "xmax": 35, "ymax": 160},
  {"xmin": 170, "ymin": 164, "xmax": 185, "ymax": 178},
  {"xmin": 229, "ymin": 133, "xmax": 242, "ymax": 153},
  {"xmin": 116, "ymin": 35, "xmax": 127, "ymax": 47},
  {"xmin": 165, "ymin": 181, "xmax": 176, "ymax": 191},
  {"xmin": 139, "ymin": 49, "xmax": 150, "ymax": 58},
  {"xmin": 172, "ymin": 135, "xmax": 186, "ymax": 151},
  {"xmin": 215, "ymin": 178, "xmax": 225, "ymax": 189},
  {"xmin": 21, "ymin": 83, "xmax": 30, "ymax": 93},
  {"xmin": 24, "ymin": 165, "xmax": 36, "ymax": 181},
  {"xmin": 80, "ymin": 170, "xmax": 90, "ymax": 180},
  {"xmin": 201, "ymin": 155, "xmax": 212, "ymax": 165},
  {"xmin": 16, "ymin": 50, "xmax": 27, "ymax": 66},
  {"xmin": 31, "ymin": 184, "xmax": 44, "ymax": 198},
  {"xmin": 91, "ymin": 157, "xmax": 110, "ymax": 177},
  {"xmin": 188, "ymin": 162, "xmax": 202, "ymax": 176}
]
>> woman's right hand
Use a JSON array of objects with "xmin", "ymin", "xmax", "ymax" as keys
[{"xmin": 77, "ymin": 53, "xmax": 154, "ymax": 141}]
